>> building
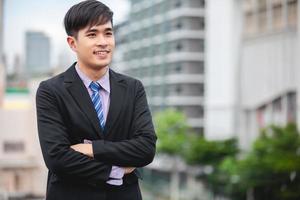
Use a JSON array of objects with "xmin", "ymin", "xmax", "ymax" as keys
[
  {"xmin": 25, "ymin": 31, "xmax": 51, "ymax": 77},
  {"xmin": 114, "ymin": 0, "xmax": 206, "ymax": 134},
  {"xmin": 238, "ymin": 0, "xmax": 299, "ymax": 149},
  {"xmin": 0, "ymin": 81, "xmax": 47, "ymax": 198},
  {"xmin": 205, "ymin": 0, "xmax": 243, "ymax": 140},
  {"xmin": 205, "ymin": 0, "xmax": 299, "ymax": 149},
  {"xmin": 0, "ymin": 0, "xmax": 5, "ymax": 106},
  {"xmin": 0, "ymin": 4, "xmax": 47, "ymax": 196},
  {"xmin": 113, "ymin": 1, "xmax": 209, "ymax": 199}
]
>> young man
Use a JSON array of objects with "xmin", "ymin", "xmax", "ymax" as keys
[{"xmin": 36, "ymin": 1, "xmax": 156, "ymax": 199}]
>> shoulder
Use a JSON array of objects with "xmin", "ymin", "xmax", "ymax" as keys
[
  {"xmin": 39, "ymin": 63, "xmax": 76, "ymax": 89},
  {"xmin": 110, "ymin": 69, "xmax": 144, "ymax": 88},
  {"xmin": 38, "ymin": 72, "xmax": 65, "ymax": 91}
]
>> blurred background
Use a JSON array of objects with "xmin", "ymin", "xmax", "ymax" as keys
[{"xmin": 0, "ymin": 0, "xmax": 300, "ymax": 200}]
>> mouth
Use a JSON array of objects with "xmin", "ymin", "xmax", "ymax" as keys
[{"xmin": 93, "ymin": 50, "xmax": 110, "ymax": 56}]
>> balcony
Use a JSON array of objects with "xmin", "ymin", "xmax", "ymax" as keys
[
  {"xmin": 150, "ymin": 96, "xmax": 203, "ymax": 106},
  {"xmin": 142, "ymin": 74, "xmax": 204, "ymax": 87}
]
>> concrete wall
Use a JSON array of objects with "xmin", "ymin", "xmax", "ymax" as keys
[
  {"xmin": 205, "ymin": 0, "xmax": 243, "ymax": 140},
  {"xmin": 240, "ymin": 32, "xmax": 298, "ymax": 108},
  {"xmin": 0, "ymin": 81, "xmax": 47, "ymax": 197}
]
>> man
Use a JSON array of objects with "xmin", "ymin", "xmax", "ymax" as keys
[{"xmin": 36, "ymin": 1, "xmax": 157, "ymax": 199}]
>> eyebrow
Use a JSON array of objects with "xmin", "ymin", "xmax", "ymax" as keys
[{"xmin": 85, "ymin": 28, "xmax": 113, "ymax": 34}]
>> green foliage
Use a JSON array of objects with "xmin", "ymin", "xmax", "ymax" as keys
[
  {"xmin": 208, "ymin": 157, "xmax": 246, "ymax": 200},
  {"xmin": 154, "ymin": 109, "xmax": 189, "ymax": 155},
  {"xmin": 237, "ymin": 123, "xmax": 300, "ymax": 200},
  {"xmin": 154, "ymin": 108, "xmax": 238, "ymax": 164},
  {"xmin": 184, "ymin": 136, "xmax": 238, "ymax": 165},
  {"xmin": 154, "ymin": 108, "xmax": 300, "ymax": 200},
  {"xmin": 210, "ymin": 123, "xmax": 300, "ymax": 200}
]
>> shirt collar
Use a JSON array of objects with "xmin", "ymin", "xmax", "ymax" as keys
[{"xmin": 75, "ymin": 63, "xmax": 110, "ymax": 93}]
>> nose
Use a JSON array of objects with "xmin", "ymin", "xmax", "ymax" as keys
[{"xmin": 96, "ymin": 35, "xmax": 108, "ymax": 47}]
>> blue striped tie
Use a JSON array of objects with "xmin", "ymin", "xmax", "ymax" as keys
[{"xmin": 89, "ymin": 81, "xmax": 105, "ymax": 130}]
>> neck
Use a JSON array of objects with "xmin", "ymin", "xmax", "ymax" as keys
[{"xmin": 77, "ymin": 61, "xmax": 108, "ymax": 81}]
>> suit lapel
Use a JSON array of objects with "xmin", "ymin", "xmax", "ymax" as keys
[
  {"xmin": 104, "ymin": 69, "xmax": 127, "ymax": 135},
  {"xmin": 64, "ymin": 64, "xmax": 104, "ymax": 139}
]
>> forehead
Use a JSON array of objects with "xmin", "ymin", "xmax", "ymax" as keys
[{"xmin": 83, "ymin": 21, "xmax": 113, "ymax": 32}]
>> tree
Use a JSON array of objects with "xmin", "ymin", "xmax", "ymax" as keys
[
  {"xmin": 154, "ymin": 109, "xmax": 192, "ymax": 200},
  {"xmin": 183, "ymin": 135, "xmax": 241, "ymax": 199},
  {"xmin": 154, "ymin": 108, "xmax": 190, "ymax": 155},
  {"xmin": 184, "ymin": 136, "xmax": 238, "ymax": 165},
  {"xmin": 237, "ymin": 123, "xmax": 300, "ymax": 200},
  {"xmin": 211, "ymin": 123, "xmax": 300, "ymax": 200}
]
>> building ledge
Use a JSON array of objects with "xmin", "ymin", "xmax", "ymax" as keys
[
  {"xmin": 150, "ymin": 96, "xmax": 203, "ymax": 106},
  {"xmin": 0, "ymin": 158, "xmax": 38, "ymax": 169}
]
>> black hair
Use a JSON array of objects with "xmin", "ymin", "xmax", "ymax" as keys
[{"xmin": 64, "ymin": 0, "xmax": 113, "ymax": 37}]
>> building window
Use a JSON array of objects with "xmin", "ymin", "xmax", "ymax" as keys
[
  {"xmin": 272, "ymin": 97, "xmax": 283, "ymax": 124},
  {"xmin": 199, "ymin": 84, "xmax": 204, "ymax": 96},
  {"xmin": 176, "ymin": 85, "xmax": 182, "ymax": 94},
  {"xmin": 176, "ymin": 106, "xmax": 183, "ymax": 112},
  {"xmin": 176, "ymin": 21, "xmax": 182, "ymax": 29},
  {"xmin": 256, "ymin": 105, "xmax": 267, "ymax": 128},
  {"xmin": 287, "ymin": 92, "xmax": 297, "ymax": 123},
  {"xmin": 199, "ymin": 107, "xmax": 204, "ymax": 117},
  {"xmin": 3, "ymin": 141, "xmax": 25, "ymax": 153},
  {"xmin": 200, "ymin": 18, "xmax": 205, "ymax": 30},
  {"xmin": 200, "ymin": 0, "xmax": 205, "ymax": 8},
  {"xmin": 175, "ymin": 0, "xmax": 181, "ymax": 8},
  {"xmin": 200, "ymin": 40, "xmax": 205, "ymax": 52},
  {"xmin": 258, "ymin": 0, "xmax": 267, "ymax": 11},
  {"xmin": 163, "ymin": 22, "xmax": 171, "ymax": 33},
  {"xmin": 199, "ymin": 61, "xmax": 204, "ymax": 74},
  {"xmin": 15, "ymin": 173, "xmax": 21, "ymax": 190},
  {"xmin": 176, "ymin": 43, "xmax": 183, "ymax": 51},
  {"xmin": 243, "ymin": 0, "xmax": 298, "ymax": 36},
  {"xmin": 273, "ymin": 2, "xmax": 284, "ymax": 31},
  {"xmin": 244, "ymin": 13, "xmax": 256, "ymax": 35},
  {"xmin": 288, "ymin": 0, "xmax": 298, "ymax": 28},
  {"xmin": 175, "ymin": 64, "xmax": 182, "ymax": 72},
  {"xmin": 257, "ymin": 0, "xmax": 268, "ymax": 32}
]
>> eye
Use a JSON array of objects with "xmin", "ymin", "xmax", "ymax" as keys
[
  {"xmin": 106, "ymin": 32, "xmax": 113, "ymax": 36},
  {"xmin": 87, "ymin": 33, "xmax": 96, "ymax": 38}
]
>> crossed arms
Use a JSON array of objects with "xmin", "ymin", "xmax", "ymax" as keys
[{"xmin": 36, "ymin": 80, "xmax": 156, "ymax": 185}]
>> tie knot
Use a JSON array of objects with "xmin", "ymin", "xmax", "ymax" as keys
[{"xmin": 89, "ymin": 81, "xmax": 101, "ymax": 93}]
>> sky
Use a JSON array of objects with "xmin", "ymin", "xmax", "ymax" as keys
[{"xmin": 3, "ymin": 0, "xmax": 130, "ymax": 71}]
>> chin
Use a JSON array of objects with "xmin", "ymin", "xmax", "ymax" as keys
[{"xmin": 90, "ymin": 63, "xmax": 109, "ymax": 70}]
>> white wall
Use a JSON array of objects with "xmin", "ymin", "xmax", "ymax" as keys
[
  {"xmin": 205, "ymin": 0, "xmax": 242, "ymax": 140},
  {"xmin": 297, "ymin": 1, "xmax": 300, "ymax": 128},
  {"xmin": 206, "ymin": 0, "xmax": 300, "ymax": 150},
  {"xmin": 240, "ymin": 32, "xmax": 298, "ymax": 109},
  {"xmin": 0, "ymin": 79, "xmax": 47, "ymax": 196}
]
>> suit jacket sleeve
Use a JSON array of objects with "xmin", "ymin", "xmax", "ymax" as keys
[
  {"xmin": 92, "ymin": 80, "xmax": 157, "ymax": 167},
  {"xmin": 36, "ymin": 81, "xmax": 112, "ymax": 184}
]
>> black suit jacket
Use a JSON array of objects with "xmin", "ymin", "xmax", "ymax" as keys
[{"xmin": 36, "ymin": 63, "xmax": 157, "ymax": 200}]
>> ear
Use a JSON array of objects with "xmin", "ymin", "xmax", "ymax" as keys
[{"xmin": 67, "ymin": 36, "xmax": 77, "ymax": 52}]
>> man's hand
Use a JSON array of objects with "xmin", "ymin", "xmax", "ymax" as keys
[
  {"xmin": 71, "ymin": 144, "xmax": 93, "ymax": 158},
  {"xmin": 124, "ymin": 167, "xmax": 135, "ymax": 174},
  {"xmin": 71, "ymin": 142, "xmax": 135, "ymax": 175}
]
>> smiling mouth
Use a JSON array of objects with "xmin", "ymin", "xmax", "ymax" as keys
[{"xmin": 93, "ymin": 50, "xmax": 110, "ymax": 55}]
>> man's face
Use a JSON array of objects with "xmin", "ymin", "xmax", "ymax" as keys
[{"xmin": 68, "ymin": 21, "xmax": 115, "ymax": 70}]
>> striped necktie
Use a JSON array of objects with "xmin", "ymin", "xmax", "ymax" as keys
[{"xmin": 89, "ymin": 81, "xmax": 105, "ymax": 130}]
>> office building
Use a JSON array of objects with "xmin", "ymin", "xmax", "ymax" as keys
[
  {"xmin": 114, "ymin": 0, "xmax": 206, "ymax": 134},
  {"xmin": 25, "ymin": 31, "xmax": 51, "ymax": 76},
  {"xmin": 238, "ymin": 0, "xmax": 299, "ymax": 149},
  {"xmin": 206, "ymin": 0, "xmax": 299, "ymax": 149},
  {"xmin": 0, "ymin": 82, "xmax": 47, "ymax": 198}
]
